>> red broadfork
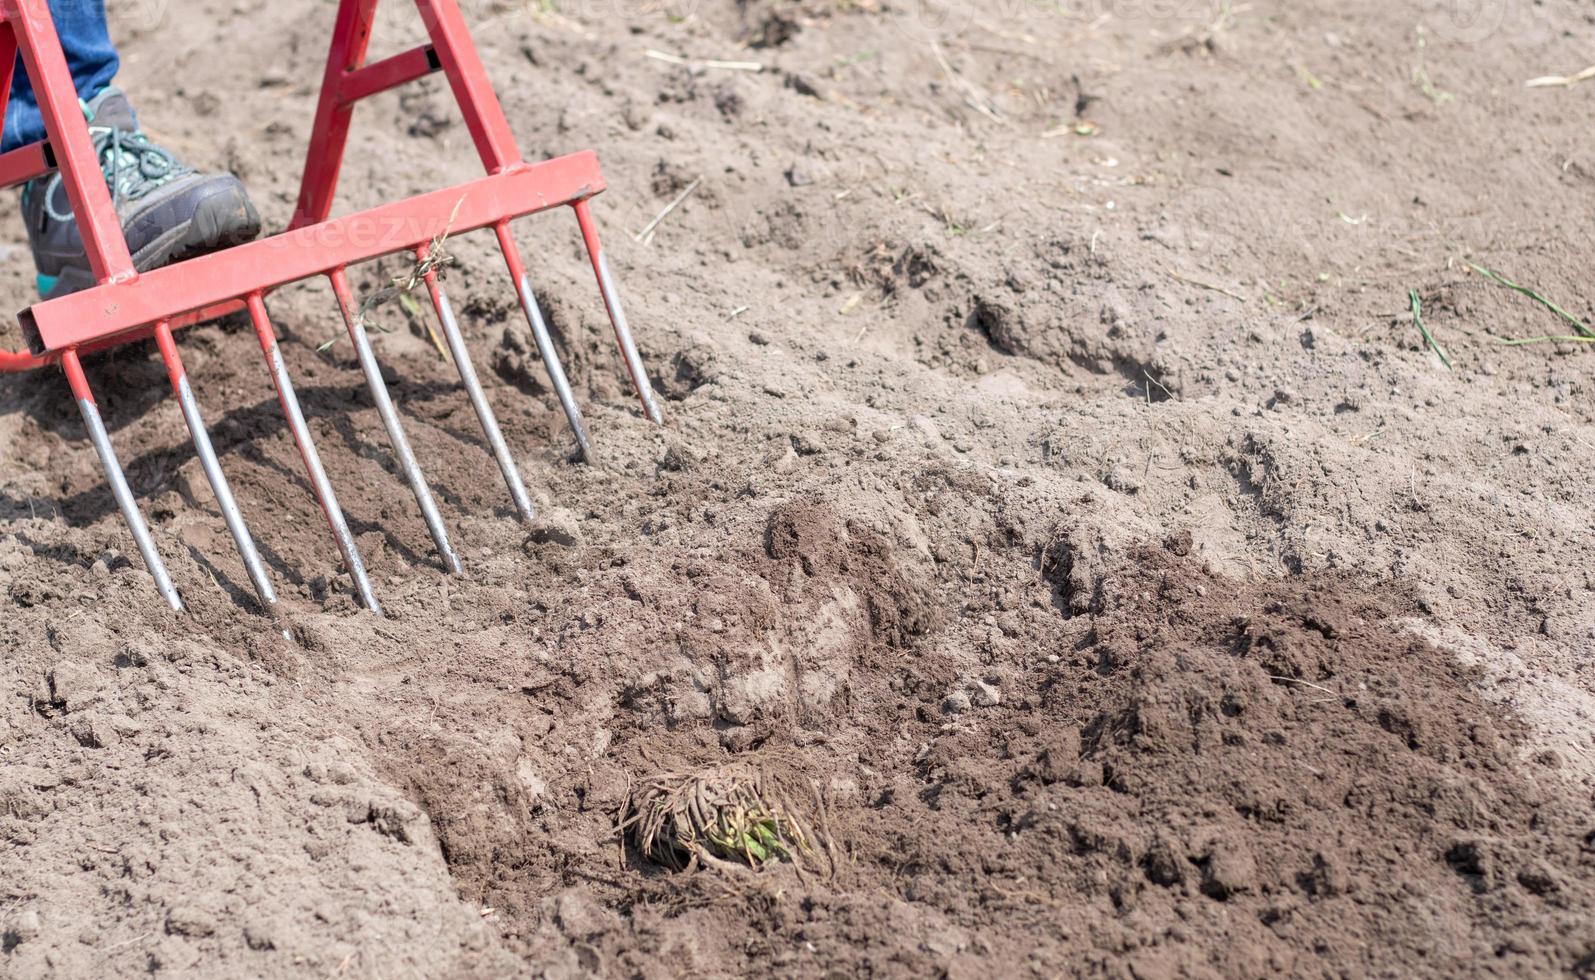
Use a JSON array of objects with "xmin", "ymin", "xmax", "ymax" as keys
[{"xmin": 0, "ymin": 0, "xmax": 662, "ymax": 614}]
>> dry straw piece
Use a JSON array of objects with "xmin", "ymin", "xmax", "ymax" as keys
[{"xmin": 619, "ymin": 761, "xmax": 814, "ymax": 872}]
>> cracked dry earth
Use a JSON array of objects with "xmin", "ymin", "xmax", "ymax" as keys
[{"xmin": 3, "ymin": 0, "xmax": 1595, "ymax": 976}]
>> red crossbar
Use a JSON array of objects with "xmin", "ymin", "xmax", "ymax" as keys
[
  {"xmin": 341, "ymin": 44, "xmax": 439, "ymax": 104},
  {"xmin": 20, "ymin": 151, "xmax": 604, "ymax": 355},
  {"xmin": 0, "ymin": 139, "xmax": 50, "ymax": 189}
]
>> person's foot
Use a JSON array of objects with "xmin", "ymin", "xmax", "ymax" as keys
[{"xmin": 22, "ymin": 87, "xmax": 260, "ymax": 299}]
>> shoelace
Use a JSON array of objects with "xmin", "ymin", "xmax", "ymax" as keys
[{"xmin": 42, "ymin": 121, "xmax": 192, "ymax": 223}]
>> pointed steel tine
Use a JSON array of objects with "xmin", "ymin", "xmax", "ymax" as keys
[
  {"xmin": 152, "ymin": 320, "xmax": 278, "ymax": 612},
  {"xmin": 329, "ymin": 268, "xmax": 462, "ymax": 574},
  {"xmin": 489, "ymin": 221, "xmax": 597, "ymax": 465},
  {"xmin": 572, "ymin": 198, "xmax": 663, "ymax": 426},
  {"xmin": 245, "ymin": 293, "xmax": 382, "ymax": 614},
  {"xmin": 60, "ymin": 349, "xmax": 183, "ymax": 612},
  {"xmin": 415, "ymin": 244, "xmax": 537, "ymax": 522}
]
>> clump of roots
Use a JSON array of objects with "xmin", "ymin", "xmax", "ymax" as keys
[{"xmin": 619, "ymin": 761, "xmax": 812, "ymax": 872}]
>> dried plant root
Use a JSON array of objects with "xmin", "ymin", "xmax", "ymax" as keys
[{"xmin": 619, "ymin": 760, "xmax": 813, "ymax": 871}]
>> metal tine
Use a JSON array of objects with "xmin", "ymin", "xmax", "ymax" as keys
[
  {"xmin": 152, "ymin": 320, "xmax": 278, "ymax": 612},
  {"xmin": 415, "ymin": 243, "xmax": 537, "ymax": 522},
  {"xmin": 489, "ymin": 221, "xmax": 597, "ymax": 465},
  {"xmin": 244, "ymin": 292, "xmax": 382, "ymax": 614},
  {"xmin": 571, "ymin": 199, "xmax": 664, "ymax": 426},
  {"xmin": 59, "ymin": 348, "xmax": 183, "ymax": 611},
  {"xmin": 328, "ymin": 268, "xmax": 462, "ymax": 574}
]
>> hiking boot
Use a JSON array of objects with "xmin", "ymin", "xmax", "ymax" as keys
[{"xmin": 21, "ymin": 87, "xmax": 261, "ymax": 299}]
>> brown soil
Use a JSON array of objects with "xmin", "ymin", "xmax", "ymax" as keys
[{"xmin": 3, "ymin": 0, "xmax": 1594, "ymax": 976}]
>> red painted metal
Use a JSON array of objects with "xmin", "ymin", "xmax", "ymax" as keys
[
  {"xmin": 0, "ymin": 22, "xmax": 17, "ymax": 134},
  {"xmin": 0, "ymin": 24, "xmax": 54, "ymax": 192},
  {"xmin": 289, "ymin": 0, "xmax": 379, "ymax": 230},
  {"xmin": 21, "ymin": 153, "xmax": 604, "ymax": 353},
  {"xmin": 416, "ymin": 0, "xmax": 522, "ymax": 173},
  {"xmin": 0, "ymin": 140, "xmax": 52, "ymax": 189},
  {"xmin": 2, "ymin": 0, "xmax": 611, "ymax": 372},
  {"xmin": 59, "ymin": 345, "xmax": 92, "ymax": 403},
  {"xmin": 151, "ymin": 318, "xmax": 184, "ymax": 389},
  {"xmin": 5, "ymin": 0, "xmax": 133, "ymax": 283},
  {"xmin": 339, "ymin": 44, "xmax": 438, "ymax": 104},
  {"xmin": 0, "ymin": 0, "xmax": 661, "ymax": 612},
  {"xmin": 0, "ymin": 297, "xmax": 244, "ymax": 371}
]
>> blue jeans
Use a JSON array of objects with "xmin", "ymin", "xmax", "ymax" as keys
[{"xmin": 2, "ymin": 0, "xmax": 120, "ymax": 152}]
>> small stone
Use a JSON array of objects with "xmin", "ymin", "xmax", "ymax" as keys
[
  {"xmin": 515, "ymin": 756, "xmax": 547, "ymax": 801},
  {"xmin": 1199, "ymin": 839, "xmax": 1257, "ymax": 900},
  {"xmin": 748, "ymin": 331, "xmax": 770, "ymax": 346},
  {"xmin": 1517, "ymin": 860, "xmax": 1560, "ymax": 896},
  {"xmin": 525, "ymin": 509, "xmax": 582, "ymax": 548},
  {"xmin": 659, "ymin": 445, "xmax": 691, "ymax": 472},
  {"xmin": 1163, "ymin": 529, "xmax": 1194, "ymax": 557},
  {"xmin": 1104, "ymin": 466, "xmax": 1141, "ymax": 495},
  {"xmin": 46, "ymin": 662, "xmax": 102, "ymax": 712},
  {"xmin": 971, "ymin": 679, "xmax": 1001, "ymax": 707},
  {"xmin": 166, "ymin": 905, "xmax": 216, "ymax": 938},
  {"xmin": 243, "ymin": 921, "xmax": 277, "ymax": 951},
  {"xmin": 3, "ymin": 908, "xmax": 41, "ymax": 948},
  {"xmin": 784, "ymin": 164, "xmax": 814, "ymax": 187},
  {"xmin": 1297, "ymin": 850, "xmax": 1345, "ymax": 898},
  {"xmin": 1031, "ymin": 729, "xmax": 1081, "ymax": 784},
  {"xmin": 106, "ymin": 714, "xmax": 142, "ymax": 738},
  {"xmin": 942, "ymin": 691, "xmax": 971, "ymax": 715},
  {"xmin": 69, "ymin": 716, "xmax": 119, "ymax": 749},
  {"xmin": 792, "ymin": 431, "xmax": 824, "ymax": 456},
  {"xmin": 1144, "ymin": 836, "xmax": 1185, "ymax": 887},
  {"xmin": 771, "ymin": 445, "xmax": 799, "ymax": 475},
  {"xmin": 325, "ymin": 762, "xmax": 357, "ymax": 786}
]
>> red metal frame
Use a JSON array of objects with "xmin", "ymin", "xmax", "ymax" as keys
[
  {"xmin": 0, "ymin": 0, "xmax": 660, "ymax": 614},
  {"xmin": 22, "ymin": 155, "xmax": 604, "ymax": 351},
  {"xmin": 290, "ymin": 0, "xmax": 380, "ymax": 230},
  {"xmin": 4, "ymin": 0, "xmax": 132, "ymax": 284},
  {"xmin": 0, "ymin": 0, "xmax": 602, "ymax": 370}
]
